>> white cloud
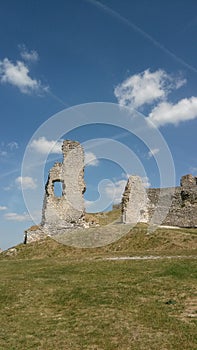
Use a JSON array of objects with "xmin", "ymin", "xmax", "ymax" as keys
[
  {"xmin": 115, "ymin": 68, "xmax": 197, "ymax": 127},
  {"xmin": 85, "ymin": 200, "xmax": 94, "ymax": 209},
  {"xmin": 19, "ymin": 45, "xmax": 39, "ymax": 62},
  {"xmin": 7, "ymin": 141, "xmax": 18, "ymax": 150},
  {"xmin": 15, "ymin": 176, "xmax": 37, "ymax": 190},
  {"xmin": 85, "ymin": 152, "xmax": 99, "ymax": 166},
  {"xmin": 103, "ymin": 176, "xmax": 150, "ymax": 204},
  {"xmin": 0, "ymin": 206, "xmax": 7, "ymax": 211},
  {"xmin": 142, "ymin": 176, "xmax": 151, "ymax": 188},
  {"xmin": 30, "ymin": 137, "xmax": 63, "ymax": 154},
  {"xmin": 190, "ymin": 167, "xmax": 197, "ymax": 175},
  {"xmin": 0, "ymin": 150, "xmax": 7, "ymax": 157},
  {"xmin": 114, "ymin": 69, "xmax": 186, "ymax": 109},
  {"xmin": 4, "ymin": 212, "xmax": 31, "ymax": 222},
  {"xmin": 3, "ymin": 185, "xmax": 12, "ymax": 191},
  {"xmin": 0, "ymin": 141, "xmax": 18, "ymax": 157},
  {"xmin": 0, "ymin": 58, "xmax": 45, "ymax": 94},
  {"xmin": 148, "ymin": 96, "xmax": 197, "ymax": 127},
  {"xmin": 105, "ymin": 179, "xmax": 127, "ymax": 204},
  {"xmin": 148, "ymin": 148, "xmax": 160, "ymax": 158},
  {"xmin": 85, "ymin": 175, "xmax": 151, "ymax": 213},
  {"xmin": 121, "ymin": 172, "xmax": 130, "ymax": 180}
]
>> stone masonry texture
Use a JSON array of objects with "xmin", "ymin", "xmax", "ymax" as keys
[
  {"xmin": 25, "ymin": 141, "xmax": 197, "ymax": 243},
  {"xmin": 42, "ymin": 140, "xmax": 86, "ymax": 230},
  {"xmin": 122, "ymin": 174, "xmax": 197, "ymax": 227},
  {"xmin": 122, "ymin": 176, "xmax": 150, "ymax": 224},
  {"xmin": 26, "ymin": 140, "xmax": 86, "ymax": 242}
]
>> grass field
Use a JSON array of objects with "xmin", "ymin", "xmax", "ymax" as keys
[{"xmin": 0, "ymin": 220, "xmax": 197, "ymax": 349}]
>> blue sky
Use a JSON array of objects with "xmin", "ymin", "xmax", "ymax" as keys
[{"xmin": 0, "ymin": 0, "xmax": 197, "ymax": 250}]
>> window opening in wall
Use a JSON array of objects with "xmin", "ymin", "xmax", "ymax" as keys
[{"xmin": 53, "ymin": 181, "xmax": 63, "ymax": 197}]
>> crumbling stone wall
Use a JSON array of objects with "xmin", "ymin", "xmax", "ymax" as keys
[
  {"xmin": 122, "ymin": 176, "xmax": 149, "ymax": 224},
  {"xmin": 24, "ymin": 225, "xmax": 47, "ymax": 243},
  {"xmin": 122, "ymin": 174, "xmax": 197, "ymax": 228},
  {"xmin": 25, "ymin": 140, "xmax": 86, "ymax": 242},
  {"xmin": 25, "ymin": 139, "xmax": 197, "ymax": 244},
  {"xmin": 41, "ymin": 140, "xmax": 86, "ymax": 232},
  {"xmin": 162, "ymin": 174, "xmax": 197, "ymax": 227}
]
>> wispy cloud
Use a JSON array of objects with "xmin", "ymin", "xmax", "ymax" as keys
[
  {"xmin": 87, "ymin": 0, "xmax": 197, "ymax": 74},
  {"xmin": 0, "ymin": 168, "xmax": 20, "ymax": 181},
  {"xmin": 104, "ymin": 179, "xmax": 127, "ymax": 204},
  {"xmin": 0, "ymin": 150, "xmax": 7, "ymax": 157},
  {"xmin": 0, "ymin": 206, "xmax": 7, "ymax": 211},
  {"xmin": 7, "ymin": 141, "xmax": 18, "ymax": 150},
  {"xmin": 85, "ymin": 199, "xmax": 95, "ymax": 209},
  {"xmin": 19, "ymin": 44, "xmax": 39, "ymax": 62},
  {"xmin": 189, "ymin": 167, "xmax": 197, "ymax": 175},
  {"xmin": 104, "ymin": 176, "xmax": 151, "ymax": 204},
  {"xmin": 142, "ymin": 176, "xmax": 151, "ymax": 188},
  {"xmin": 85, "ymin": 152, "xmax": 99, "ymax": 166},
  {"xmin": 148, "ymin": 148, "xmax": 160, "ymax": 158},
  {"xmin": 0, "ymin": 141, "xmax": 19, "ymax": 158},
  {"xmin": 15, "ymin": 176, "xmax": 37, "ymax": 190},
  {"xmin": 30, "ymin": 137, "xmax": 63, "ymax": 154},
  {"xmin": 4, "ymin": 212, "xmax": 31, "ymax": 222}
]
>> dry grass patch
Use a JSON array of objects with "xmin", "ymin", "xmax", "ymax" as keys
[
  {"xmin": 0, "ymin": 258, "xmax": 196, "ymax": 349},
  {"xmin": 1, "ymin": 222, "xmax": 197, "ymax": 260},
  {"xmin": 179, "ymin": 296, "xmax": 197, "ymax": 322}
]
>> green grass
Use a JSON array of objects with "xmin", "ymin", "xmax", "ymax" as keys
[
  {"xmin": 0, "ymin": 222, "xmax": 197, "ymax": 349},
  {"xmin": 92, "ymin": 208, "xmax": 122, "ymax": 225},
  {"xmin": 1, "ymin": 223, "xmax": 196, "ymax": 260},
  {"xmin": 0, "ymin": 257, "xmax": 196, "ymax": 349}
]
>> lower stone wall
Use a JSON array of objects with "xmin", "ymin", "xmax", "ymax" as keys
[
  {"xmin": 122, "ymin": 174, "xmax": 197, "ymax": 228},
  {"xmin": 24, "ymin": 226, "xmax": 47, "ymax": 244}
]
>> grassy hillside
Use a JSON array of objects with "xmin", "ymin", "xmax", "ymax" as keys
[
  {"xmin": 0, "ymin": 215, "xmax": 196, "ymax": 349},
  {"xmin": 0, "ymin": 255, "xmax": 196, "ymax": 349},
  {"xmin": 1, "ymin": 222, "xmax": 197, "ymax": 260},
  {"xmin": 85, "ymin": 208, "xmax": 122, "ymax": 226}
]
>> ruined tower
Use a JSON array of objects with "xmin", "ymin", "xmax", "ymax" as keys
[{"xmin": 41, "ymin": 140, "xmax": 86, "ymax": 231}]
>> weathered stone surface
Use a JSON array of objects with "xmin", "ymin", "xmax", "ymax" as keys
[
  {"xmin": 4, "ymin": 247, "xmax": 17, "ymax": 256},
  {"xmin": 122, "ymin": 176, "xmax": 149, "ymax": 224},
  {"xmin": 25, "ymin": 140, "xmax": 86, "ymax": 243},
  {"xmin": 42, "ymin": 140, "xmax": 86, "ymax": 231},
  {"xmin": 25, "ymin": 138, "xmax": 197, "ymax": 244},
  {"xmin": 24, "ymin": 226, "xmax": 47, "ymax": 243},
  {"xmin": 122, "ymin": 174, "xmax": 197, "ymax": 228}
]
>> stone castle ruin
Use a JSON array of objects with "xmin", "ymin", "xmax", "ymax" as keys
[
  {"xmin": 122, "ymin": 174, "xmax": 197, "ymax": 228},
  {"xmin": 41, "ymin": 140, "xmax": 86, "ymax": 233},
  {"xmin": 25, "ymin": 140, "xmax": 197, "ymax": 243},
  {"xmin": 25, "ymin": 140, "xmax": 86, "ymax": 242}
]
